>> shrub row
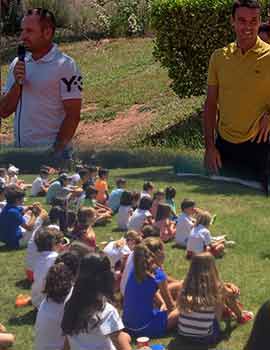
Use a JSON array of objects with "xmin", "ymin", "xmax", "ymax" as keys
[
  {"xmin": 152, "ymin": 0, "xmax": 269, "ymax": 97},
  {"xmin": 24, "ymin": 0, "xmax": 153, "ymax": 38}
]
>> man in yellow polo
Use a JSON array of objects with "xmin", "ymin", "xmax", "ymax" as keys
[{"xmin": 204, "ymin": 0, "xmax": 270, "ymax": 186}]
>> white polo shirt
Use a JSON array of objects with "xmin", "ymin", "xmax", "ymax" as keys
[
  {"xmin": 187, "ymin": 224, "xmax": 212, "ymax": 254},
  {"xmin": 4, "ymin": 44, "xmax": 82, "ymax": 147}
]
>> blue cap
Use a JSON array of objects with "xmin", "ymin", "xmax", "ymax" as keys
[{"xmin": 151, "ymin": 345, "xmax": 165, "ymax": 350}]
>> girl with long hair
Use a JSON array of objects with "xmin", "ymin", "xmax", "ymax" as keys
[
  {"xmin": 178, "ymin": 253, "xmax": 253, "ymax": 346},
  {"xmin": 62, "ymin": 253, "xmax": 131, "ymax": 350},
  {"xmin": 123, "ymin": 237, "xmax": 180, "ymax": 338}
]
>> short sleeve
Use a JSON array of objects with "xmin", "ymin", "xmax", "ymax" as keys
[
  {"xmin": 154, "ymin": 267, "xmax": 167, "ymax": 284},
  {"xmin": 100, "ymin": 304, "xmax": 124, "ymax": 336},
  {"xmin": 207, "ymin": 51, "xmax": 219, "ymax": 86},
  {"xmin": 3, "ymin": 58, "xmax": 17, "ymax": 94},
  {"xmin": 203, "ymin": 229, "xmax": 212, "ymax": 246},
  {"xmin": 11, "ymin": 209, "xmax": 26, "ymax": 226},
  {"xmin": 60, "ymin": 59, "xmax": 83, "ymax": 101}
]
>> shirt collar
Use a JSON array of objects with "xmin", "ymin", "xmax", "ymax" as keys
[
  {"xmin": 232, "ymin": 36, "xmax": 264, "ymax": 55},
  {"xmin": 26, "ymin": 43, "xmax": 59, "ymax": 63}
]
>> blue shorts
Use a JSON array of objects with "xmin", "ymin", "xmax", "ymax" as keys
[{"xmin": 126, "ymin": 309, "xmax": 167, "ymax": 338}]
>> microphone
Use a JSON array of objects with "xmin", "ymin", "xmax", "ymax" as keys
[
  {"xmin": 17, "ymin": 44, "xmax": 26, "ymax": 85},
  {"xmin": 17, "ymin": 44, "xmax": 26, "ymax": 62}
]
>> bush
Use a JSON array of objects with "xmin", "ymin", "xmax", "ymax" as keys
[
  {"xmin": 25, "ymin": 0, "xmax": 153, "ymax": 38},
  {"xmin": 152, "ymin": 0, "xmax": 269, "ymax": 97},
  {"xmin": 25, "ymin": 0, "xmax": 72, "ymax": 28}
]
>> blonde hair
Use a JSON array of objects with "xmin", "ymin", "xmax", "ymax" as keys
[
  {"xmin": 77, "ymin": 207, "xmax": 96, "ymax": 227},
  {"xmin": 195, "ymin": 209, "xmax": 212, "ymax": 228},
  {"xmin": 178, "ymin": 252, "xmax": 223, "ymax": 312},
  {"xmin": 134, "ymin": 237, "xmax": 164, "ymax": 283}
]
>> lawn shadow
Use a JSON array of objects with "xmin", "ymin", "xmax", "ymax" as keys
[
  {"xmin": 15, "ymin": 279, "xmax": 31, "ymax": 290},
  {"xmin": 121, "ymin": 168, "xmax": 260, "ymax": 196},
  {"xmin": 8, "ymin": 309, "xmax": 37, "ymax": 326}
]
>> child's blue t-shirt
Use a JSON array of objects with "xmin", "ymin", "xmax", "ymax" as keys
[
  {"xmin": 0, "ymin": 204, "xmax": 26, "ymax": 249},
  {"xmin": 108, "ymin": 188, "xmax": 124, "ymax": 212},
  {"xmin": 123, "ymin": 267, "xmax": 167, "ymax": 330}
]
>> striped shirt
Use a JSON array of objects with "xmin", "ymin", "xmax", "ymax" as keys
[{"xmin": 178, "ymin": 307, "xmax": 215, "ymax": 338}]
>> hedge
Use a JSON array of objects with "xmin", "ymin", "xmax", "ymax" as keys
[{"xmin": 152, "ymin": 0, "xmax": 269, "ymax": 97}]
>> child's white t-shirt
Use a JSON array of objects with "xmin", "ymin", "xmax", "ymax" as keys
[
  {"xmin": 187, "ymin": 224, "xmax": 212, "ymax": 254},
  {"xmin": 140, "ymin": 191, "xmax": 151, "ymax": 199},
  {"xmin": 34, "ymin": 298, "xmax": 65, "ymax": 350},
  {"xmin": 127, "ymin": 209, "xmax": 151, "ymax": 232},
  {"xmin": 67, "ymin": 302, "xmax": 124, "ymax": 350},
  {"xmin": 120, "ymin": 252, "xmax": 134, "ymax": 296},
  {"xmin": 32, "ymin": 176, "xmax": 47, "ymax": 196},
  {"xmin": 25, "ymin": 224, "xmax": 60, "ymax": 272},
  {"xmin": 0, "ymin": 200, "xmax": 7, "ymax": 214},
  {"xmin": 9, "ymin": 174, "xmax": 18, "ymax": 184},
  {"xmin": 117, "ymin": 205, "xmax": 132, "ymax": 230},
  {"xmin": 175, "ymin": 213, "xmax": 194, "ymax": 247},
  {"xmin": 103, "ymin": 240, "xmax": 131, "ymax": 268},
  {"xmin": 31, "ymin": 251, "xmax": 58, "ymax": 308}
]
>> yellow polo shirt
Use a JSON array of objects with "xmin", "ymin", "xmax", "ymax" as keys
[{"xmin": 208, "ymin": 37, "xmax": 270, "ymax": 143}]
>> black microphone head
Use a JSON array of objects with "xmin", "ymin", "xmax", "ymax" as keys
[{"xmin": 17, "ymin": 44, "xmax": 26, "ymax": 62}]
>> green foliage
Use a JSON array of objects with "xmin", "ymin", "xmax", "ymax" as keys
[
  {"xmin": 25, "ymin": 0, "xmax": 153, "ymax": 38},
  {"xmin": 152, "ymin": 0, "xmax": 269, "ymax": 97},
  {"xmin": 25, "ymin": 0, "xmax": 72, "ymax": 28}
]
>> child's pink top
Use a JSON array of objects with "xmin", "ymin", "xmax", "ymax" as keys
[{"xmin": 154, "ymin": 218, "xmax": 176, "ymax": 242}]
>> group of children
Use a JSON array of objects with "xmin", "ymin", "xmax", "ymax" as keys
[{"xmin": 0, "ymin": 163, "xmax": 258, "ymax": 350}]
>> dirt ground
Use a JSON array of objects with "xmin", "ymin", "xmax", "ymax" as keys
[
  {"xmin": 73, "ymin": 104, "xmax": 153, "ymax": 149},
  {"xmin": 0, "ymin": 104, "xmax": 153, "ymax": 148}
]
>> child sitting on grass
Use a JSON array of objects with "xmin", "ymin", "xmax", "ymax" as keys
[
  {"xmin": 95, "ymin": 168, "xmax": 110, "ymax": 204},
  {"xmin": 103, "ymin": 230, "xmax": 142, "ymax": 270},
  {"xmin": 150, "ymin": 189, "xmax": 165, "ymax": 220},
  {"xmin": 62, "ymin": 253, "xmax": 132, "ymax": 350},
  {"xmin": 128, "ymin": 196, "xmax": 153, "ymax": 233},
  {"xmin": 31, "ymin": 167, "xmax": 50, "ymax": 197},
  {"xmin": 117, "ymin": 191, "xmax": 134, "ymax": 230},
  {"xmin": 154, "ymin": 203, "xmax": 176, "ymax": 242},
  {"xmin": 71, "ymin": 207, "xmax": 97, "ymax": 250},
  {"xmin": 34, "ymin": 263, "xmax": 74, "ymax": 350},
  {"xmin": 31, "ymin": 227, "xmax": 64, "ymax": 308},
  {"xmin": 108, "ymin": 177, "xmax": 127, "ymax": 213},
  {"xmin": 165, "ymin": 186, "xmax": 177, "ymax": 219},
  {"xmin": 141, "ymin": 181, "xmax": 154, "ymax": 199},
  {"xmin": 186, "ymin": 209, "xmax": 225, "ymax": 259},
  {"xmin": 177, "ymin": 253, "xmax": 253, "ymax": 347},
  {"xmin": 0, "ymin": 323, "xmax": 15, "ymax": 349},
  {"xmin": 175, "ymin": 199, "xmax": 196, "ymax": 247},
  {"xmin": 123, "ymin": 237, "xmax": 181, "ymax": 338},
  {"xmin": 0, "ymin": 186, "xmax": 39, "ymax": 250},
  {"xmin": 25, "ymin": 206, "xmax": 62, "ymax": 283},
  {"xmin": 82, "ymin": 186, "xmax": 112, "ymax": 224}
]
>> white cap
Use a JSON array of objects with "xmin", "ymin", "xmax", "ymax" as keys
[{"xmin": 8, "ymin": 165, "xmax": 19, "ymax": 174}]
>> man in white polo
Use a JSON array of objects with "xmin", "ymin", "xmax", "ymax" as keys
[{"xmin": 0, "ymin": 8, "xmax": 82, "ymax": 161}]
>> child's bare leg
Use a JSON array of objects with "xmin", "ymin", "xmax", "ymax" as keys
[
  {"xmin": 0, "ymin": 333, "xmax": 15, "ymax": 349},
  {"xmin": 168, "ymin": 280, "xmax": 183, "ymax": 301},
  {"xmin": 225, "ymin": 296, "xmax": 242, "ymax": 320}
]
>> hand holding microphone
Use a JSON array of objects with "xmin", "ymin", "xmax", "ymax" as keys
[{"xmin": 14, "ymin": 44, "xmax": 26, "ymax": 86}]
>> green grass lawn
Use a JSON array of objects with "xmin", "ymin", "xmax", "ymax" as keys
[{"xmin": 1, "ymin": 166, "xmax": 270, "ymax": 350}]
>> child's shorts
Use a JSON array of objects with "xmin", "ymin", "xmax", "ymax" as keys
[
  {"xmin": 125, "ymin": 309, "xmax": 167, "ymax": 338},
  {"xmin": 25, "ymin": 269, "xmax": 34, "ymax": 283},
  {"xmin": 179, "ymin": 318, "xmax": 221, "ymax": 346}
]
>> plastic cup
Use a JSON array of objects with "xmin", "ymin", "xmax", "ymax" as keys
[{"xmin": 136, "ymin": 337, "xmax": 150, "ymax": 348}]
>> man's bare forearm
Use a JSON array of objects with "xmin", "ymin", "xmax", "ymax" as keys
[
  {"xmin": 203, "ymin": 97, "xmax": 218, "ymax": 149},
  {"xmin": 0, "ymin": 83, "xmax": 21, "ymax": 118}
]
